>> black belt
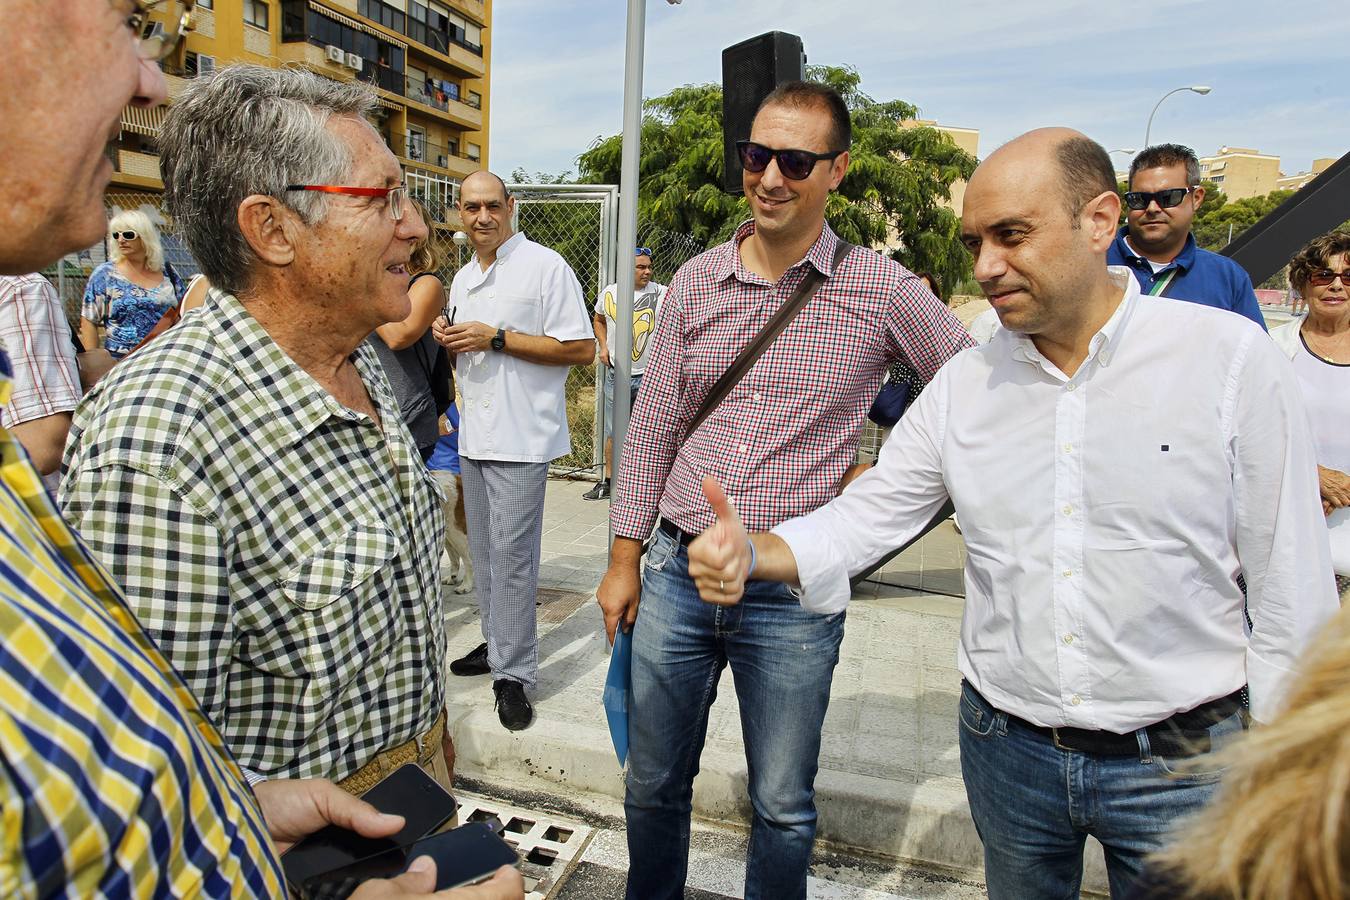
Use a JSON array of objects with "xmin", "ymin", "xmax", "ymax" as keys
[
  {"xmin": 657, "ymin": 517, "xmax": 698, "ymax": 546},
  {"xmin": 992, "ymin": 687, "xmax": 1247, "ymax": 758}
]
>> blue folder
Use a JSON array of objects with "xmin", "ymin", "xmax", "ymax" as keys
[{"xmin": 603, "ymin": 628, "xmax": 632, "ymax": 767}]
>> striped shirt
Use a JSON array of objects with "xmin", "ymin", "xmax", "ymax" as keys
[
  {"xmin": 611, "ymin": 220, "xmax": 974, "ymax": 539},
  {"xmin": 61, "ymin": 291, "xmax": 447, "ymax": 782},
  {"xmin": 0, "ymin": 350, "xmax": 285, "ymax": 897}
]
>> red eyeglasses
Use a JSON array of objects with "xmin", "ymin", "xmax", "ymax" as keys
[{"xmin": 285, "ymin": 184, "xmax": 409, "ymax": 221}]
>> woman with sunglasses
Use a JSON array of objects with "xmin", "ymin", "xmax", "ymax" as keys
[
  {"xmin": 1270, "ymin": 229, "xmax": 1350, "ymax": 600},
  {"xmin": 79, "ymin": 209, "xmax": 185, "ymax": 359}
]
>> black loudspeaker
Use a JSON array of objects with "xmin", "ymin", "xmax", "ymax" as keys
[
  {"xmin": 1220, "ymin": 150, "xmax": 1350, "ymax": 286},
  {"xmin": 721, "ymin": 31, "xmax": 806, "ymax": 194}
]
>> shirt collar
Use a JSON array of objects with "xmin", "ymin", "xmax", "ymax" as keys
[
  {"xmin": 1009, "ymin": 267, "xmax": 1140, "ymax": 372},
  {"xmin": 717, "ymin": 219, "xmax": 840, "ymax": 284},
  {"xmin": 1114, "ymin": 226, "xmax": 1198, "ymax": 273},
  {"xmin": 206, "ymin": 292, "xmax": 385, "ymax": 447},
  {"xmin": 493, "ymin": 230, "xmax": 526, "ymax": 262}
]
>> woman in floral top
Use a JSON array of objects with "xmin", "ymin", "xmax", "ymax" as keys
[{"xmin": 80, "ymin": 210, "xmax": 184, "ymax": 358}]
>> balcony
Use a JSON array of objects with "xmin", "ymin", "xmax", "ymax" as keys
[
  {"xmin": 404, "ymin": 77, "xmax": 482, "ymax": 129},
  {"xmin": 406, "ymin": 30, "xmax": 485, "ymax": 78},
  {"xmin": 394, "ymin": 134, "xmax": 480, "ymax": 181},
  {"xmin": 111, "ymin": 149, "xmax": 164, "ymax": 189},
  {"xmin": 276, "ymin": 41, "xmax": 357, "ymax": 80},
  {"xmin": 445, "ymin": 0, "xmax": 487, "ymax": 25}
]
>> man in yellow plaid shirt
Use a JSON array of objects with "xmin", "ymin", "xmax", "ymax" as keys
[{"xmin": 0, "ymin": 2, "xmax": 520, "ymax": 897}]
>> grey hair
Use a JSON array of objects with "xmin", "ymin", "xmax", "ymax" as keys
[{"xmin": 160, "ymin": 64, "xmax": 378, "ymax": 295}]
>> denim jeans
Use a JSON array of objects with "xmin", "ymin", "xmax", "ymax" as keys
[
  {"xmin": 624, "ymin": 527, "xmax": 846, "ymax": 900},
  {"xmin": 958, "ymin": 680, "xmax": 1246, "ymax": 899}
]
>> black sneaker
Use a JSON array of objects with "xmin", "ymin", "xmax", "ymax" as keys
[
  {"xmin": 449, "ymin": 642, "xmax": 490, "ymax": 676},
  {"xmin": 581, "ymin": 479, "xmax": 611, "ymax": 501},
  {"xmin": 493, "ymin": 679, "xmax": 533, "ymax": 731}
]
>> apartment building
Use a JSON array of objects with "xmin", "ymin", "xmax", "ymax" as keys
[
  {"xmin": 110, "ymin": 0, "xmax": 492, "ymax": 224},
  {"xmin": 1196, "ymin": 146, "xmax": 1280, "ymax": 201}
]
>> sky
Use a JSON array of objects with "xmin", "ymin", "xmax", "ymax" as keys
[{"xmin": 487, "ymin": 0, "xmax": 1349, "ymax": 183}]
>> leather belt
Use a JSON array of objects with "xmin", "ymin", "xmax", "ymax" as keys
[
  {"xmin": 657, "ymin": 517, "xmax": 698, "ymax": 546},
  {"xmin": 996, "ymin": 688, "xmax": 1247, "ymax": 757},
  {"xmin": 336, "ymin": 708, "xmax": 448, "ymax": 795}
]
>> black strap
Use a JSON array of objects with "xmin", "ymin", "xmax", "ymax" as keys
[{"xmin": 685, "ymin": 239, "xmax": 854, "ymax": 439}]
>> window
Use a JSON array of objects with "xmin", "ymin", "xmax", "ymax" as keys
[
  {"xmin": 186, "ymin": 52, "xmax": 217, "ymax": 77},
  {"xmin": 197, "ymin": 0, "xmax": 213, "ymax": 7},
  {"xmin": 466, "ymin": 90, "xmax": 481, "ymax": 109},
  {"xmin": 244, "ymin": 0, "xmax": 269, "ymax": 30},
  {"xmin": 466, "ymin": 142, "xmax": 480, "ymax": 162},
  {"xmin": 407, "ymin": 128, "xmax": 427, "ymax": 162}
]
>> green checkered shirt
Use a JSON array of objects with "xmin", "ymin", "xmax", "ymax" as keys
[{"xmin": 61, "ymin": 292, "xmax": 447, "ymax": 782}]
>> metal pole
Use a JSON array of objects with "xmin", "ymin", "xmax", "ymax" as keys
[{"xmin": 610, "ymin": 0, "xmax": 645, "ymax": 536}]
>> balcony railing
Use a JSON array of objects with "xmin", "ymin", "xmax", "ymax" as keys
[{"xmin": 398, "ymin": 135, "xmax": 480, "ymax": 171}]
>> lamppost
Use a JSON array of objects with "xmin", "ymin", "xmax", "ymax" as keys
[
  {"xmin": 452, "ymin": 230, "xmax": 468, "ymax": 270},
  {"xmin": 1144, "ymin": 86, "xmax": 1211, "ymax": 149}
]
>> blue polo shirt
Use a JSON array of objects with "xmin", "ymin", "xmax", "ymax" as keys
[{"xmin": 1107, "ymin": 227, "xmax": 1266, "ymax": 330}]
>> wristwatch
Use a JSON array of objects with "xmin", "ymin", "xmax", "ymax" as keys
[{"xmin": 491, "ymin": 328, "xmax": 506, "ymax": 352}]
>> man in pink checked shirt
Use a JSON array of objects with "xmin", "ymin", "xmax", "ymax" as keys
[{"xmin": 595, "ymin": 80, "xmax": 973, "ymax": 900}]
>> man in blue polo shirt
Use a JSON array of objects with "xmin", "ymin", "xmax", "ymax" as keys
[{"xmin": 1108, "ymin": 144, "xmax": 1265, "ymax": 330}]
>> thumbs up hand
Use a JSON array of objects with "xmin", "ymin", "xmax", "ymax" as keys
[{"xmin": 687, "ymin": 475, "xmax": 753, "ymax": 606}]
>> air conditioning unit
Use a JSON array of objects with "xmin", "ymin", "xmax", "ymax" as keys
[
  {"xmin": 197, "ymin": 54, "xmax": 216, "ymax": 76},
  {"xmin": 346, "ymin": 52, "xmax": 364, "ymax": 70},
  {"xmin": 326, "ymin": 45, "xmax": 344, "ymax": 64}
]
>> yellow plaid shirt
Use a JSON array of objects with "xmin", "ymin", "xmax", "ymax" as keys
[{"xmin": 0, "ymin": 357, "xmax": 285, "ymax": 896}]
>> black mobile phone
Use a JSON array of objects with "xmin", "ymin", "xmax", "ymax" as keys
[
  {"xmin": 281, "ymin": 764, "xmax": 457, "ymax": 893},
  {"xmin": 301, "ymin": 822, "xmax": 519, "ymax": 899}
]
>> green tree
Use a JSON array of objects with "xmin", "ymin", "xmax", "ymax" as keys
[
  {"xmin": 576, "ymin": 65, "xmax": 978, "ymax": 299},
  {"xmin": 1192, "ymin": 189, "xmax": 1292, "ymax": 251}
]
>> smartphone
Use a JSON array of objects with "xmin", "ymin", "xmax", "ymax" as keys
[
  {"xmin": 281, "ymin": 764, "xmax": 457, "ymax": 892},
  {"xmin": 301, "ymin": 822, "xmax": 519, "ymax": 899},
  {"xmin": 402, "ymin": 821, "xmax": 520, "ymax": 890}
]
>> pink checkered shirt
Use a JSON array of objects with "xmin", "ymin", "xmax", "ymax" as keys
[
  {"xmin": 0, "ymin": 274, "xmax": 80, "ymax": 428},
  {"xmin": 611, "ymin": 220, "xmax": 974, "ymax": 540}
]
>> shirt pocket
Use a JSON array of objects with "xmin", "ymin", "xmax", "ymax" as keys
[
  {"xmin": 494, "ymin": 292, "xmax": 543, "ymax": 334},
  {"xmin": 282, "ymin": 521, "xmax": 399, "ymax": 611}
]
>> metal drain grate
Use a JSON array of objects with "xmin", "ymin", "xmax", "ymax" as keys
[
  {"xmin": 456, "ymin": 791, "xmax": 592, "ymax": 899},
  {"xmin": 535, "ymin": 588, "xmax": 591, "ymax": 625}
]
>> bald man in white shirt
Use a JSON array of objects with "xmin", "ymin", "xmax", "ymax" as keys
[{"xmin": 686, "ymin": 129, "xmax": 1338, "ymax": 900}]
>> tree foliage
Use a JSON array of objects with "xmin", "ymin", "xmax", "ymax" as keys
[{"xmin": 576, "ymin": 65, "xmax": 978, "ymax": 299}]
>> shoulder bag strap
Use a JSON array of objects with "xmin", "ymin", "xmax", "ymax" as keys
[
  {"xmin": 1148, "ymin": 269, "xmax": 1178, "ymax": 297},
  {"xmin": 684, "ymin": 240, "xmax": 853, "ymax": 439}
]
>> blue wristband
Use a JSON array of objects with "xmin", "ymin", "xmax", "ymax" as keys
[{"xmin": 746, "ymin": 539, "xmax": 757, "ymax": 578}]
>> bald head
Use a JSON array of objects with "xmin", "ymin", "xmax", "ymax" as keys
[
  {"xmin": 974, "ymin": 128, "xmax": 1116, "ymax": 226},
  {"xmin": 461, "ymin": 169, "xmax": 510, "ymax": 203}
]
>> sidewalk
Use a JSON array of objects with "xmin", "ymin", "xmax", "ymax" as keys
[{"xmin": 443, "ymin": 479, "xmax": 1109, "ymax": 892}]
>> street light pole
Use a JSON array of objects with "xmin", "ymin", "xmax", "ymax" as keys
[{"xmin": 1144, "ymin": 85, "xmax": 1211, "ymax": 149}]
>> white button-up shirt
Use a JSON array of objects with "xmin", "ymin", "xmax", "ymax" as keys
[
  {"xmin": 448, "ymin": 232, "xmax": 595, "ymax": 462},
  {"xmin": 775, "ymin": 269, "xmax": 1337, "ymax": 729}
]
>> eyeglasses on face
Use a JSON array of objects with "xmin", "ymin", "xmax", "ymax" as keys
[
  {"xmin": 1308, "ymin": 269, "xmax": 1350, "ymax": 288},
  {"xmin": 736, "ymin": 140, "xmax": 845, "ymax": 181},
  {"xmin": 112, "ymin": 230, "xmax": 139, "ymax": 241},
  {"xmin": 121, "ymin": 1, "xmax": 196, "ymax": 61},
  {"xmin": 285, "ymin": 184, "xmax": 409, "ymax": 221},
  {"xmin": 1123, "ymin": 187, "xmax": 1196, "ymax": 211}
]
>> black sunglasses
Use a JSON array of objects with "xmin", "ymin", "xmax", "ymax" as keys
[
  {"xmin": 1308, "ymin": 269, "xmax": 1350, "ymax": 288},
  {"xmin": 112, "ymin": 230, "xmax": 139, "ymax": 241},
  {"xmin": 736, "ymin": 140, "xmax": 845, "ymax": 181},
  {"xmin": 1123, "ymin": 187, "xmax": 1195, "ymax": 211}
]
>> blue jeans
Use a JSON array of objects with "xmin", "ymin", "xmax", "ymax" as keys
[
  {"xmin": 624, "ymin": 527, "xmax": 846, "ymax": 900},
  {"xmin": 958, "ymin": 681, "xmax": 1246, "ymax": 899}
]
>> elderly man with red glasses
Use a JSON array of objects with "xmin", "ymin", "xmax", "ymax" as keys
[
  {"xmin": 596, "ymin": 80, "xmax": 972, "ymax": 900},
  {"xmin": 60, "ymin": 64, "xmax": 460, "ymax": 797},
  {"xmin": 1107, "ymin": 143, "xmax": 1265, "ymax": 329}
]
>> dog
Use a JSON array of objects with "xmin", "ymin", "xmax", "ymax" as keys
[{"xmin": 430, "ymin": 469, "xmax": 474, "ymax": 595}]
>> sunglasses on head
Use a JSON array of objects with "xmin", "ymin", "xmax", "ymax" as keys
[
  {"xmin": 1308, "ymin": 269, "xmax": 1350, "ymax": 288},
  {"xmin": 112, "ymin": 230, "xmax": 139, "ymax": 241},
  {"xmin": 736, "ymin": 140, "xmax": 845, "ymax": 181},
  {"xmin": 1123, "ymin": 187, "xmax": 1195, "ymax": 211},
  {"xmin": 635, "ymin": 247, "xmax": 652, "ymax": 257}
]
